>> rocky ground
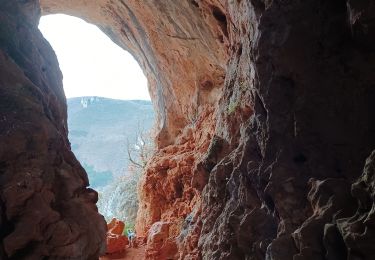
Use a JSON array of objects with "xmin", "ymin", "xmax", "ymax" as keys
[{"xmin": 100, "ymin": 246, "xmax": 146, "ymax": 260}]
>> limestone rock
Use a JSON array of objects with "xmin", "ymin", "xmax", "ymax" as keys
[
  {"xmin": 337, "ymin": 151, "xmax": 375, "ymax": 259},
  {"xmin": 105, "ymin": 219, "xmax": 128, "ymax": 254},
  {"xmin": 1, "ymin": 0, "xmax": 375, "ymax": 259},
  {"xmin": 136, "ymin": 106, "xmax": 216, "ymax": 259},
  {"xmin": 40, "ymin": 0, "xmax": 228, "ymax": 148},
  {"xmin": 107, "ymin": 218, "xmax": 126, "ymax": 236},
  {"xmin": 146, "ymin": 221, "xmax": 178, "ymax": 260},
  {"xmin": 0, "ymin": 1, "xmax": 106, "ymax": 259},
  {"xmin": 106, "ymin": 235, "xmax": 128, "ymax": 255}
]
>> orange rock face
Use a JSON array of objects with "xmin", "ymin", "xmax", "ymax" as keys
[
  {"xmin": 145, "ymin": 222, "xmax": 177, "ymax": 260},
  {"xmin": 136, "ymin": 106, "xmax": 219, "ymax": 259},
  {"xmin": 40, "ymin": 0, "xmax": 227, "ymax": 148},
  {"xmin": 3, "ymin": 0, "xmax": 375, "ymax": 260},
  {"xmin": 105, "ymin": 219, "xmax": 129, "ymax": 254},
  {"xmin": 107, "ymin": 218, "xmax": 126, "ymax": 236},
  {"xmin": 106, "ymin": 234, "xmax": 128, "ymax": 255},
  {"xmin": 38, "ymin": 1, "xmax": 228, "ymax": 258}
]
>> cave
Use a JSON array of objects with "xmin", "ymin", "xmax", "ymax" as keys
[{"xmin": 1, "ymin": 0, "xmax": 375, "ymax": 260}]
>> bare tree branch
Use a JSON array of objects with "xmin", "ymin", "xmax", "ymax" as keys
[{"xmin": 126, "ymin": 120, "xmax": 155, "ymax": 170}]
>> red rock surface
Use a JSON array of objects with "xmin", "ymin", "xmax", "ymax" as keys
[
  {"xmin": 107, "ymin": 218, "xmax": 126, "ymax": 236},
  {"xmin": 40, "ymin": 0, "xmax": 228, "ymax": 148},
  {"xmin": 136, "ymin": 106, "xmax": 217, "ymax": 259},
  {"xmin": 100, "ymin": 246, "xmax": 146, "ymax": 260},
  {"xmin": 145, "ymin": 222, "xmax": 177, "ymax": 260},
  {"xmin": 1, "ymin": 0, "xmax": 375, "ymax": 260},
  {"xmin": 106, "ymin": 235, "xmax": 128, "ymax": 255},
  {"xmin": 105, "ymin": 218, "xmax": 129, "ymax": 255}
]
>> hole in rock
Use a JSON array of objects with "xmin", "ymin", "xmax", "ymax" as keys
[
  {"xmin": 190, "ymin": 0, "xmax": 199, "ymax": 8},
  {"xmin": 264, "ymin": 194, "xmax": 275, "ymax": 212},
  {"xmin": 39, "ymin": 14, "xmax": 155, "ymax": 230},
  {"xmin": 293, "ymin": 153, "xmax": 307, "ymax": 164},
  {"xmin": 212, "ymin": 6, "xmax": 228, "ymax": 38}
]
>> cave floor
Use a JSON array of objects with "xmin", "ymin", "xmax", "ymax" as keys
[{"xmin": 100, "ymin": 246, "xmax": 146, "ymax": 260}]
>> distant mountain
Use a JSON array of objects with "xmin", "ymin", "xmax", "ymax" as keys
[{"xmin": 67, "ymin": 97, "xmax": 154, "ymax": 189}]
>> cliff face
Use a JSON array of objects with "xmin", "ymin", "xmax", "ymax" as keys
[
  {"xmin": 136, "ymin": 106, "xmax": 217, "ymax": 259},
  {"xmin": 1, "ymin": 0, "xmax": 375, "ymax": 260}
]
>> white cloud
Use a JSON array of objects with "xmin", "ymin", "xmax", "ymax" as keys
[{"xmin": 39, "ymin": 14, "xmax": 150, "ymax": 100}]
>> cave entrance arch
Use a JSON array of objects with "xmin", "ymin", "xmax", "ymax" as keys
[
  {"xmin": 39, "ymin": 14, "xmax": 155, "ymax": 226},
  {"xmin": 39, "ymin": 0, "xmax": 227, "ymax": 148},
  {"xmin": 2, "ymin": 1, "xmax": 375, "ymax": 259},
  {"xmin": 0, "ymin": 1, "xmax": 227, "ymax": 259},
  {"xmin": 37, "ymin": 1, "xmax": 228, "ymax": 257}
]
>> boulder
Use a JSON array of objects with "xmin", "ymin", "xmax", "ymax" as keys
[
  {"xmin": 105, "ymin": 218, "xmax": 128, "ymax": 254},
  {"xmin": 146, "ymin": 222, "xmax": 178, "ymax": 260}
]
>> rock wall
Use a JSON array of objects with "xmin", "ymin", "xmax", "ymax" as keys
[
  {"xmin": 0, "ymin": 0, "xmax": 375, "ymax": 260},
  {"xmin": 136, "ymin": 106, "xmax": 217, "ymax": 259},
  {"xmin": 40, "ymin": 0, "xmax": 228, "ymax": 148},
  {"xmin": 0, "ymin": 1, "xmax": 106, "ymax": 259},
  {"xmin": 199, "ymin": 0, "xmax": 375, "ymax": 259}
]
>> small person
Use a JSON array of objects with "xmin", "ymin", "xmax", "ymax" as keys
[{"xmin": 127, "ymin": 229, "xmax": 136, "ymax": 247}]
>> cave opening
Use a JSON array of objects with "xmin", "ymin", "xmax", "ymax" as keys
[
  {"xmin": 2, "ymin": 1, "xmax": 375, "ymax": 259},
  {"xmin": 38, "ymin": 14, "xmax": 154, "ymax": 230}
]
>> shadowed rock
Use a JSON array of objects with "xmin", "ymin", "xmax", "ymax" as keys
[{"xmin": 1, "ymin": 0, "xmax": 375, "ymax": 259}]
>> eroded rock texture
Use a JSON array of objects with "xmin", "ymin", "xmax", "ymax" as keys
[
  {"xmin": 40, "ymin": 0, "xmax": 228, "ymax": 148},
  {"xmin": 137, "ymin": 106, "xmax": 218, "ymax": 259},
  {"xmin": 0, "ymin": 1, "xmax": 106, "ymax": 259},
  {"xmin": 1, "ymin": 0, "xmax": 375, "ymax": 259},
  {"xmin": 106, "ymin": 218, "xmax": 128, "ymax": 255},
  {"xmin": 199, "ymin": 0, "xmax": 375, "ymax": 259}
]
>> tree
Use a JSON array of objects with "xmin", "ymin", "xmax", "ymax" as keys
[
  {"xmin": 126, "ymin": 122, "xmax": 155, "ymax": 170},
  {"xmin": 97, "ymin": 123, "xmax": 155, "ymax": 225}
]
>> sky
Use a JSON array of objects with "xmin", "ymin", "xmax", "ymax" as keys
[{"xmin": 39, "ymin": 14, "xmax": 150, "ymax": 100}]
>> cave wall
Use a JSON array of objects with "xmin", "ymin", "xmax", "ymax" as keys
[
  {"xmin": 199, "ymin": 0, "xmax": 375, "ymax": 259},
  {"xmin": 1, "ymin": 0, "xmax": 375, "ymax": 259},
  {"xmin": 0, "ymin": 1, "xmax": 106, "ymax": 259},
  {"xmin": 40, "ymin": 0, "xmax": 228, "ymax": 148}
]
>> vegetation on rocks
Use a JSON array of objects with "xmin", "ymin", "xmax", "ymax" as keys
[{"xmin": 67, "ymin": 96, "xmax": 154, "ymax": 225}]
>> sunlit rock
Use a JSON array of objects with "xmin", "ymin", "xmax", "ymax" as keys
[
  {"xmin": 106, "ymin": 218, "xmax": 129, "ymax": 254},
  {"xmin": 1, "ymin": 0, "xmax": 375, "ymax": 259}
]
